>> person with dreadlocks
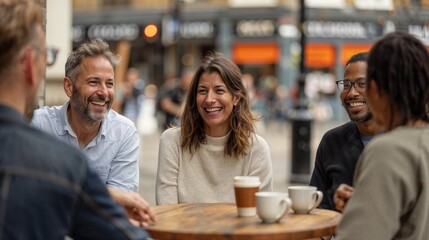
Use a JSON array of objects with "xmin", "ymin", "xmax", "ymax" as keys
[
  {"xmin": 335, "ymin": 31, "xmax": 429, "ymax": 239},
  {"xmin": 155, "ymin": 52, "xmax": 273, "ymax": 204}
]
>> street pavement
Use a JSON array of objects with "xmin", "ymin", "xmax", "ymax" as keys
[{"xmin": 138, "ymin": 120, "xmax": 346, "ymax": 206}]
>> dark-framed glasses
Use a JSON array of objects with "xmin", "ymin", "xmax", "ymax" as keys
[
  {"xmin": 335, "ymin": 78, "xmax": 367, "ymax": 93},
  {"xmin": 46, "ymin": 46, "xmax": 59, "ymax": 67}
]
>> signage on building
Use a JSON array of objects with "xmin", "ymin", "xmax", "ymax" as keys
[
  {"xmin": 408, "ymin": 24, "xmax": 429, "ymax": 44},
  {"xmin": 180, "ymin": 21, "xmax": 215, "ymax": 39},
  {"xmin": 87, "ymin": 24, "xmax": 140, "ymax": 41},
  {"xmin": 162, "ymin": 15, "xmax": 179, "ymax": 46},
  {"xmin": 305, "ymin": 44, "xmax": 336, "ymax": 68},
  {"xmin": 233, "ymin": 43, "xmax": 279, "ymax": 64},
  {"xmin": 341, "ymin": 44, "xmax": 372, "ymax": 65},
  {"xmin": 305, "ymin": 20, "xmax": 376, "ymax": 39},
  {"xmin": 228, "ymin": 0, "xmax": 277, "ymax": 8},
  {"xmin": 354, "ymin": 0, "xmax": 393, "ymax": 10},
  {"xmin": 235, "ymin": 20, "xmax": 276, "ymax": 38},
  {"xmin": 279, "ymin": 24, "xmax": 300, "ymax": 38},
  {"xmin": 72, "ymin": 24, "xmax": 141, "ymax": 42},
  {"xmin": 72, "ymin": 25, "xmax": 85, "ymax": 42},
  {"xmin": 305, "ymin": 0, "xmax": 346, "ymax": 9}
]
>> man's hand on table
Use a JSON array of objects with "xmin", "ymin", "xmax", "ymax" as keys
[
  {"xmin": 333, "ymin": 183, "xmax": 354, "ymax": 212},
  {"xmin": 108, "ymin": 187, "xmax": 157, "ymax": 227}
]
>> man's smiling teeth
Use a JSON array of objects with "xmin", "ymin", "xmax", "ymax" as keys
[
  {"xmin": 349, "ymin": 101, "xmax": 364, "ymax": 107},
  {"xmin": 205, "ymin": 107, "xmax": 221, "ymax": 112},
  {"xmin": 92, "ymin": 101, "xmax": 106, "ymax": 106}
]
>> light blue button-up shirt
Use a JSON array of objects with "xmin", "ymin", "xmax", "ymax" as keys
[{"xmin": 31, "ymin": 102, "xmax": 139, "ymax": 192}]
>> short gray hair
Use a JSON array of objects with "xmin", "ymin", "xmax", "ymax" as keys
[{"xmin": 65, "ymin": 38, "xmax": 120, "ymax": 82}]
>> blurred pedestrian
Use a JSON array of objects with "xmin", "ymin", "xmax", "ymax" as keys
[
  {"xmin": 335, "ymin": 31, "xmax": 429, "ymax": 239},
  {"xmin": 241, "ymin": 73, "xmax": 267, "ymax": 132},
  {"xmin": 241, "ymin": 73, "xmax": 255, "ymax": 103},
  {"xmin": 0, "ymin": 0, "xmax": 150, "ymax": 239},
  {"xmin": 122, "ymin": 67, "xmax": 145, "ymax": 123},
  {"xmin": 157, "ymin": 69, "xmax": 193, "ymax": 129},
  {"xmin": 136, "ymin": 84, "xmax": 159, "ymax": 135},
  {"xmin": 156, "ymin": 52, "xmax": 273, "ymax": 204}
]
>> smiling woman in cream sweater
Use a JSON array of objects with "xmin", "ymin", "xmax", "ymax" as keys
[{"xmin": 156, "ymin": 52, "xmax": 273, "ymax": 205}]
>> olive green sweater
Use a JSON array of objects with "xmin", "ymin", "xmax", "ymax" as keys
[{"xmin": 336, "ymin": 127, "xmax": 429, "ymax": 240}]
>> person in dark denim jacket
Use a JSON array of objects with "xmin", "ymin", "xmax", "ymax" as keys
[{"xmin": 0, "ymin": 0, "xmax": 150, "ymax": 239}]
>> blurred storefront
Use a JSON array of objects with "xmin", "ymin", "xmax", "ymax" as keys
[{"xmin": 71, "ymin": 0, "xmax": 429, "ymax": 120}]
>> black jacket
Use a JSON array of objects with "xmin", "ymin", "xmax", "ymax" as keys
[{"xmin": 310, "ymin": 121, "xmax": 364, "ymax": 211}]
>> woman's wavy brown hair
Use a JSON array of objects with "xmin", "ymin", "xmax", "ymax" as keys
[{"xmin": 180, "ymin": 52, "xmax": 257, "ymax": 157}]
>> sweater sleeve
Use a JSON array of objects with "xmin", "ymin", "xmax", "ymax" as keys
[
  {"xmin": 335, "ymin": 135, "xmax": 419, "ymax": 240},
  {"xmin": 248, "ymin": 135, "xmax": 273, "ymax": 192},
  {"xmin": 107, "ymin": 125, "xmax": 140, "ymax": 192},
  {"xmin": 155, "ymin": 129, "xmax": 180, "ymax": 205}
]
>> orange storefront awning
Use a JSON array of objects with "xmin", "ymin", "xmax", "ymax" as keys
[
  {"xmin": 233, "ymin": 43, "xmax": 279, "ymax": 64},
  {"xmin": 305, "ymin": 44, "xmax": 336, "ymax": 68},
  {"xmin": 341, "ymin": 44, "xmax": 372, "ymax": 66}
]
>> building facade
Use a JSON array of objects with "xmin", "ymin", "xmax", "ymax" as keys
[{"xmin": 67, "ymin": 0, "xmax": 429, "ymax": 120}]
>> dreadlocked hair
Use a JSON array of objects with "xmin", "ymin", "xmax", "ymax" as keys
[{"xmin": 367, "ymin": 30, "xmax": 429, "ymax": 129}]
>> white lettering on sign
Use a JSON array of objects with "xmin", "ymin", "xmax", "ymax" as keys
[
  {"xmin": 228, "ymin": 0, "xmax": 277, "ymax": 8},
  {"xmin": 354, "ymin": 0, "xmax": 393, "ymax": 11},
  {"xmin": 87, "ymin": 24, "xmax": 139, "ymax": 41},
  {"xmin": 236, "ymin": 20, "xmax": 275, "ymax": 37},
  {"xmin": 72, "ymin": 25, "xmax": 85, "ymax": 42},
  {"xmin": 408, "ymin": 25, "xmax": 429, "ymax": 44},
  {"xmin": 306, "ymin": 21, "xmax": 368, "ymax": 39},
  {"xmin": 279, "ymin": 24, "xmax": 300, "ymax": 38},
  {"xmin": 180, "ymin": 22, "xmax": 214, "ymax": 38},
  {"xmin": 305, "ymin": 0, "xmax": 346, "ymax": 9}
]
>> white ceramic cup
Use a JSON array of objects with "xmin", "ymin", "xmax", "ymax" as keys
[
  {"xmin": 233, "ymin": 176, "xmax": 261, "ymax": 217},
  {"xmin": 288, "ymin": 186, "xmax": 323, "ymax": 214},
  {"xmin": 255, "ymin": 192, "xmax": 292, "ymax": 223}
]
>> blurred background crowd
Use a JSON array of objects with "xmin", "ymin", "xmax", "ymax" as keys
[{"xmin": 41, "ymin": 0, "xmax": 429, "ymax": 133}]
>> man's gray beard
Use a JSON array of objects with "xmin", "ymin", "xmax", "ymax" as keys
[{"xmin": 352, "ymin": 112, "xmax": 372, "ymax": 123}]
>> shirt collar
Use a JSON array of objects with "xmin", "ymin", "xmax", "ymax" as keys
[
  {"xmin": 60, "ymin": 101, "xmax": 107, "ymax": 139},
  {"xmin": 60, "ymin": 101, "xmax": 74, "ymax": 136}
]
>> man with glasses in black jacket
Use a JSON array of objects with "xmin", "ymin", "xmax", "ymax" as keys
[{"xmin": 309, "ymin": 52, "xmax": 383, "ymax": 212}]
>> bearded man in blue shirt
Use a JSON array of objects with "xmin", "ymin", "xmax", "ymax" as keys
[{"xmin": 31, "ymin": 38, "xmax": 155, "ymax": 226}]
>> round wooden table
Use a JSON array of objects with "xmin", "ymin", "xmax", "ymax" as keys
[{"xmin": 146, "ymin": 203, "xmax": 341, "ymax": 240}]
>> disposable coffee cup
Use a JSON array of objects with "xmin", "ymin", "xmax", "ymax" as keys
[{"xmin": 233, "ymin": 176, "xmax": 261, "ymax": 217}]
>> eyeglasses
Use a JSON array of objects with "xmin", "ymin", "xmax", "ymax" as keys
[
  {"xmin": 46, "ymin": 46, "xmax": 59, "ymax": 67},
  {"xmin": 31, "ymin": 44, "xmax": 59, "ymax": 67},
  {"xmin": 335, "ymin": 78, "xmax": 367, "ymax": 93}
]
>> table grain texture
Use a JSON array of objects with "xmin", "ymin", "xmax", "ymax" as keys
[{"xmin": 146, "ymin": 203, "xmax": 341, "ymax": 240}]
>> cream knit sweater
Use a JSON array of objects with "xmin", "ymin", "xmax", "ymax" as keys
[{"xmin": 156, "ymin": 127, "xmax": 273, "ymax": 205}]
